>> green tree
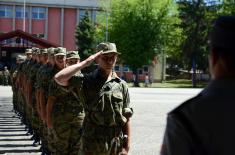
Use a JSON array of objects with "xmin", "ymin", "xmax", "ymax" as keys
[
  {"xmin": 220, "ymin": 0, "xmax": 235, "ymax": 15},
  {"xmin": 177, "ymin": 0, "xmax": 219, "ymax": 87},
  {"xmin": 109, "ymin": 0, "xmax": 172, "ymax": 86},
  {"xmin": 75, "ymin": 11, "xmax": 96, "ymax": 61}
]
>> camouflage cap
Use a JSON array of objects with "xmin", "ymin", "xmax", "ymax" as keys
[
  {"xmin": 47, "ymin": 47, "xmax": 55, "ymax": 55},
  {"xmin": 54, "ymin": 47, "xmax": 66, "ymax": 56},
  {"xmin": 66, "ymin": 51, "xmax": 80, "ymax": 59},
  {"xmin": 31, "ymin": 47, "xmax": 39, "ymax": 54},
  {"xmin": 35, "ymin": 48, "xmax": 41, "ymax": 55},
  {"xmin": 40, "ymin": 48, "xmax": 48, "ymax": 54},
  {"xmin": 96, "ymin": 42, "xmax": 120, "ymax": 55},
  {"xmin": 16, "ymin": 55, "xmax": 26, "ymax": 62},
  {"xmin": 25, "ymin": 48, "xmax": 32, "ymax": 54}
]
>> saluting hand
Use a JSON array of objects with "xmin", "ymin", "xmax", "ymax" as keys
[{"xmin": 84, "ymin": 51, "xmax": 103, "ymax": 67}]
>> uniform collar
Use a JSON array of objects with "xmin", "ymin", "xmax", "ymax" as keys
[{"xmin": 95, "ymin": 68, "xmax": 121, "ymax": 82}]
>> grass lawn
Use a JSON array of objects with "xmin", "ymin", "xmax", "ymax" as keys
[{"xmin": 128, "ymin": 79, "xmax": 209, "ymax": 88}]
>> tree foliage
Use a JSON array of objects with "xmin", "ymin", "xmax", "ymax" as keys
[
  {"xmin": 75, "ymin": 11, "xmax": 96, "ymax": 61},
  {"xmin": 177, "ymin": 0, "xmax": 234, "ymax": 72},
  {"xmin": 220, "ymin": 0, "xmax": 235, "ymax": 15},
  {"xmin": 109, "ymin": 0, "xmax": 165, "ymax": 71}
]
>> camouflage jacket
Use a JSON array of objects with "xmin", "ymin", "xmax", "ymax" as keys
[
  {"xmin": 69, "ymin": 69, "xmax": 133, "ymax": 127},
  {"xmin": 49, "ymin": 70, "xmax": 84, "ymax": 116}
]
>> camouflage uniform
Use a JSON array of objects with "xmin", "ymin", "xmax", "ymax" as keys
[
  {"xmin": 2, "ymin": 67, "xmax": 10, "ymax": 85},
  {"xmin": 12, "ymin": 55, "xmax": 26, "ymax": 113},
  {"xmin": 35, "ymin": 48, "xmax": 51, "ymax": 153},
  {"xmin": 48, "ymin": 77, "xmax": 84, "ymax": 155},
  {"xmin": 28, "ymin": 49, "xmax": 42, "ymax": 143},
  {"xmin": 47, "ymin": 50, "xmax": 84, "ymax": 155},
  {"xmin": 46, "ymin": 47, "xmax": 67, "ymax": 154},
  {"xmin": 69, "ymin": 69, "xmax": 133, "ymax": 155}
]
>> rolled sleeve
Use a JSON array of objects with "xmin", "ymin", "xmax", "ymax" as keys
[{"xmin": 121, "ymin": 82, "xmax": 133, "ymax": 118}]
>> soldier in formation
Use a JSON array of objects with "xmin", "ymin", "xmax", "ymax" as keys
[
  {"xmin": 55, "ymin": 42, "xmax": 133, "ymax": 155},
  {"xmin": 10, "ymin": 42, "xmax": 133, "ymax": 155}
]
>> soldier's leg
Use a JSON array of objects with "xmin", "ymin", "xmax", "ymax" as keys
[
  {"xmin": 69, "ymin": 115, "xmax": 84, "ymax": 155},
  {"xmin": 51, "ymin": 115, "xmax": 72, "ymax": 155}
]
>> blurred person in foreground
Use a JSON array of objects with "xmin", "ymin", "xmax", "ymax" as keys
[
  {"xmin": 54, "ymin": 42, "xmax": 133, "ymax": 155},
  {"xmin": 161, "ymin": 16, "xmax": 235, "ymax": 155}
]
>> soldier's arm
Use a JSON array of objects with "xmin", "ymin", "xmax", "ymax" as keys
[
  {"xmin": 122, "ymin": 118, "xmax": 131, "ymax": 153},
  {"xmin": 22, "ymin": 74, "xmax": 27, "ymax": 98},
  {"xmin": 54, "ymin": 51, "xmax": 102, "ymax": 86},
  {"xmin": 27, "ymin": 81, "xmax": 33, "ymax": 107},
  {"xmin": 35, "ymin": 89, "xmax": 41, "ymax": 117},
  {"xmin": 25, "ymin": 76, "xmax": 30, "ymax": 101},
  {"xmin": 121, "ymin": 83, "xmax": 133, "ymax": 154},
  {"xmin": 46, "ymin": 96, "xmax": 56, "ymax": 129},
  {"xmin": 37, "ymin": 89, "xmax": 43, "ymax": 120},
  {"xmin": 40, "ymin": 89, "xmax": 47, "ymax": 122}
]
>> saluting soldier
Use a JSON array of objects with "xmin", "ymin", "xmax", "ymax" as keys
[{"xmin": 55, "ymin": 42, "xmax": 133, "ymax": 155}]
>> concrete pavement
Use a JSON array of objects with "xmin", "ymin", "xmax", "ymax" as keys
[
  {"xmin": 0, "ymin": 86, "xmax": 40, "ymax": 155},
  {"xmin": 129, "ymin": 88, "xmax": 202, "ymax": 155}
]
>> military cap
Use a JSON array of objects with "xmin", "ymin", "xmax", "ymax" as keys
[
  {"xmin": 31, "ymin": 47, "xmax": 39, "ymax": 54},
  {"xmin": 66, "ymin": 51, "xmax": 80, "ymax": 59},
  {"xmin": 209, "ymin": 16, "xmax": 235, "ymax": 51},
  {"xmin": 40, "ymin": 48, "xmax": 48, "ymax": 54},
  {"xmin": 96, "ymin": 42, "xmax": 120, "ymax": 55},
  {"xmin": 16, "ymin": 55, "xmax": 26, "ymax": 62},
  {"xmin": 47, "ymin": 47, "xmax": 55, "ymax": 55},
  {"xmin": 54, "ymin": 47, "xmax": 66, "ymax": 56},
  {"xmin": 25, "ymin": 48, "xmax": 32, "ymax": 54},
  {"xmin": 35, "ymin": 48, "xmax": 41, "ymax": 54}
]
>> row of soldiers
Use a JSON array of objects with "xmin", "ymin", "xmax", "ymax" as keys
[{"xmin": 11, "ymin": 47, "xmax": 84, "ymax": 155}]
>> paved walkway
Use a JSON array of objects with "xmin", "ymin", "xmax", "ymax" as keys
[{"xmin": 0, "ymin": 86, "xmax": 40, "ymax": 155}]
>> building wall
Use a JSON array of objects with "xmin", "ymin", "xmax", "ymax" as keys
[
  {"xmin": 0, "ymin": 0, "xmax": 98, "ymax": 8},
  {"xmin": 15, "ymin": 19, "xmax": 29, "ymax": 32},
  {"xmin": 48, "ymin": 7, "xmax": 61, "ymax": 45},
  {"xmin": 0, "ymin": 1, "xmax": 98, "ymax": 50},
  {"xmin": 64, "ymin": 8, "xmax": 77, "ymax": 50},
  {"xmin": 0, "ymin": 18, "xmax": 12, "ymax": 32},
  {"xmin": 32, "ymin": 20, "xmax": 45, "ymax": 35}
]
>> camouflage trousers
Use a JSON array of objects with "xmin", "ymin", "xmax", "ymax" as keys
[
  {"xmin": 79, "ymin": 123, "xmax": 124, "ymax": 155},
  {"xmin": 49, "ymin": 113, "xmax": 84, "ymax": 155}
]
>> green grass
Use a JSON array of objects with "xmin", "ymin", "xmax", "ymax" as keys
[{"xmin": 128, "ymin": 79, "xmax": 209, "ymax": 88}]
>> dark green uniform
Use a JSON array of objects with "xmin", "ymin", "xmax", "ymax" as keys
[{"xmin": 69, "ymin": 69, "xmax": 133, "ymax": 155}]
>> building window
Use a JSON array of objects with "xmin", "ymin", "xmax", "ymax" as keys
[
  {"xmin": 0, "ymin": 5, "xmax": 13, "ymax": 18},
  {"xmin": 123, "ymin": 65, "xmax": 130, "ymax": 72},
  {"xmin": 2, "ymin": 38, "xmax": 12, "ymax": 45},
  {"xmin": 32, "ymin": 34, "xmax": 45, "ymax": 39},
  {"xmin": 16, "ymin": 6, "xmax": 29, "ymax": 18},
  {"xmin": 92, "ymin": 10, "xmax": 96, "ymax": 23},
  {"xmin": 115, "ymin": 65, "xmax": 120, "ymax": 71},
  {"xmin": 79, "ymin": 9, "xmax": 91, "ymax": 22},
  {"xmin": 143, "ymin": 66, "xmax": 148, "ymax": 72},
  {"xmin": 138, "ymin": 69, "xmax": 143, "ymax": 75},
  {"xmin": 32, "ymin": 7, "xmax": 45, "ymax": 19}
]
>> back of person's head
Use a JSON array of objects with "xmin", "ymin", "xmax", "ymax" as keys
[{"xmin": 209, "ymin": 16, "xmax": 235, "ymax": 70}]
